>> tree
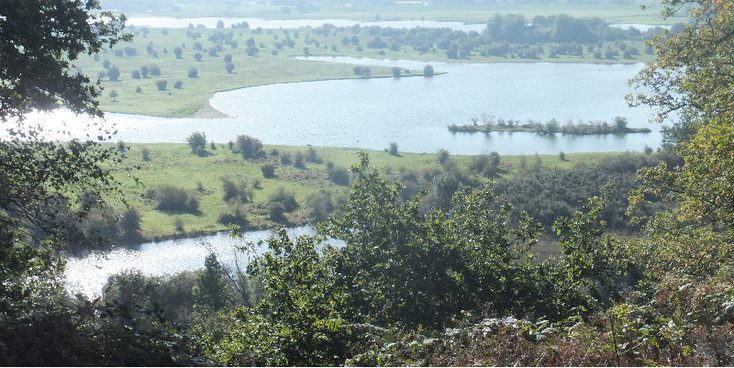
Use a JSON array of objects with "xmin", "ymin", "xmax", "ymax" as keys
[
  {"xmin": 628, "ymin": 0, "xmax": 734, "ymax": 124},
  {"xmin": 0, "ymin": 0, "xmax": 130, "ymax": 121},
  {"xmin": 149, "ymin": 64, "xmax": 161, "ymax": 76},
  {"xmin": 391, "ymin": 66, "xmax": 401, "ymax": 78},
  {"xmin": 223, "ymin": 54, "xmax": 232, "ymax": 63},
  {"xmin": 188, "ymin": 68, "xmax": 198, "ymax": 78},
  {"xmin": 423, "ymin": 64, "xmax": 434, "ymax": 77},
  {"xmin": 109, "ymin": 90, "xmax": 118, "ymax": 102},
  {"xmin": 194, "ymin": 52, "xmax": 202, "ymax": 62},
  {"xmin": 106, "ymin": 66, "xmax": 120, "ymax": 81},
  {"xmin": 173, "ymin": 46, "xmax": 183, "ymax": 58},
  {"xmin": 193, "ymin": 254, "xmax": 232, "ymax": 316},
  {"xmin": 140, "ymin": 65, "xmax": 149, "ymax": 78},
  {"xmin": 0, "ymin": 0, "xmax": 131, "ymax": 328},
  {"xmin": 186, "ymin": 131, "xmax": 206, "ymax": 153},
  {"xmin": 225, "ymin": 62, "xmax": 235, "ymax": 73},
  {"xmin": 155, "ymin": 80, "xmax": 167, "ymax": 91}
]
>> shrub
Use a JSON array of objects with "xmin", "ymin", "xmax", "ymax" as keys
[
  {"xmin": 559, "ymin": 151, "xmax": 566, "ymax": 161},
  {"xmin": 225, "ymin": 62, "xmax": 235, "ymax": 73},
  {"xmin": 174, "ymin": 46, "xmax": 183, "ymax": 58},
  {"xmin": 156, "ymin": 80, "xmax": 167, "ymax": 91},
  {"xmin": 268, "ymin": 187, "xmax": 299, "ymax": 212},
  {"xmin": 107, "ymin": 66, "xmax": 120, "ymax": 81},
  {"xmin": 194, "ymin": 52, "xmax": 202, "ymax": 62},
  {"xmin": 327, "ymin": 165, "xmax": 351, "ymax": 186},
  {"xmin": 140, "ymin": 65, "xmax": 149, "ymax": 78},
  {"xmin": 268, "ymin": 202, "xmax": 286, "ymax": 223},
  {"xmin": 437, "ymin": 149, "xmax": 450, "ymax": 165},
  {"xmin": 149, "ymin": 64, "xmax": 161, "ymax": 76},
  {"xmin": 150, "ymin": 185, "xmax": 200, "ymax": 214},
  {"xmin": 174, "ymin": 80, "xmax": 183, "ymax": 89},
  {"xmin": 186, "ymin": 131, "xmax": 206, "ymax": 153},
  {"xmin": 294, "ymin": 152, "xmax": 305, "ymax": 169},
  {"xmin": 140, "ymin": 146, "xmax": 151, "ymax": 161},
  {"xmin": 221, "ymin": 177, "xmax": 251, "ymax": 203},
  {"xmin": 261, "ymin": 164, "xmax": 275, "ymax": 179},
  {"xmin": 174, "ymin": 217, "xmax": 185, "ymax": 232},
  {"xmin": 209, "ymin": 47, "xmax": 218, "ymax": 57},
  {"xmin": 224, "ymin": 54, "xmax": 232, "ymax": 63},
  {"xmin": 307, "ymin": 189, "xmax": 344, "ymax": 222},
  {"xmin": 280, "ymin": 154, "xmax": 292, "ymax": 165},
  {"xmin": 188, "ymin": 68, "xmax": 198, "ymax": 78},
  {"xmin": 135, "ymin": 86, "xmax": 142, "ymax": 93},
  {"xmin": 217, "ymin": 205, "xmax": 249, "ymax": 228},
  {"xmin": 131, "ymin": 70, "xmax": 140, "ymax": 79},
  {"xmin": 233, "ymin": 134, "xmax": 264, "ymax": 159},
  {"xmin": 388, "ymin": 142, "xmax": 399, "ymax": 156},
  {"xmin": 306, "ymin": 147, "xmax": 322, "ymax": 163},
  {"xmin": 423, "ymin": 64, "xmax": 434, "ymax": 77}
]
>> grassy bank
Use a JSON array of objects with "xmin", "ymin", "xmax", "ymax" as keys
[
  {"xmin": 110, "ymin": 142, "xmax": 632, "ymax": 240},
  {"xmin": 75, "ymin": 21, "xmax": 655, "ymax": 118},
  {"xmin": 118, "ymin": 3, "xmax": 674, "ymax": 25}
]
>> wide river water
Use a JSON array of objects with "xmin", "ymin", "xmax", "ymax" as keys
[{"xmin": 69, "ymin": 59, "xmax": 662, "ymax": 156}]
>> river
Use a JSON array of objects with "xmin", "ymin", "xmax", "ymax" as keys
[
  {"xmin": 88, "ymin": 60, "xmax": 661, "ymax": 156},
  {"xmin": 64, "ymin": 226, "xmax": 339, "ymax": 297}
]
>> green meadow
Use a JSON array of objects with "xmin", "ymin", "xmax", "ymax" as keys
[
  {"xmin": 77, "ymin": 21, "xmax": 654, "ymax": 118},
  {"xmin": 120, "ymin": 3, "xmax": 674, "ymax": 25},
  {"xmin": 111, "ymin": 142, "xmax": 628, "ymax": 240}
]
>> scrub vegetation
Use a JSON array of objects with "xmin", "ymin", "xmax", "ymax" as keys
[{"xmin": 4, "ymin": 0, "xmax": 734, "ymax": 366}]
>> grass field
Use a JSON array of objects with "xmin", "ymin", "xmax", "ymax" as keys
[
  {"xmin": 117, "ymin": 3, "xmax": 676, "ymax": 25},
  {"xmin": 78, "ymin": 24, "xmax": 655, "ymax": 118},
  {"xmin": 109, "ymin": 142, "xmax": 634, "ymax": 240}
]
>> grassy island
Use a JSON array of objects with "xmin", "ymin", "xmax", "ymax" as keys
[{"xmin": 449, "ymin": 116, "xmax": 652, "ymax": 135}]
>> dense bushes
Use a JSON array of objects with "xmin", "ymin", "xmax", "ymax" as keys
[
  {"xmin": 146, "ymin": 185, "xmax": 200, "ymax": 214},
  {"xmin": 232, "ymin": 134, "xmax": 264, "ymax": 159}
]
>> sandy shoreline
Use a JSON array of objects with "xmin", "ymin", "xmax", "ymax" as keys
[{"xmin": 191, "ymin": 99, "xmax": 233, "ymax": 119}]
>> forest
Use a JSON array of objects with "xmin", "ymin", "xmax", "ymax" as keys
[{"xmin": 2, "ymin": 0, "xmax": 734, "ymax": 366}]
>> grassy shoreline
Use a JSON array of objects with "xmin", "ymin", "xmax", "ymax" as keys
[
  {"xmin": 76, "ymin": 16, "xmax": 656, "ymax": 118},
  {"xmin": 108, "ymin": 142, "xmax": 639, "ymax": 242}
]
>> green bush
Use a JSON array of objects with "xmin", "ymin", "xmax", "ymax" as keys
[
  {"xmin": 232, "ymin": 134, "xmax": 263, "ymax": 159},
  {"xmin": 148, "ymin": 185, "xmax": 200, "ymax": 214},
  {"xmin": 261, "ymin": 164, "xmax": 275, "ymax": 179},
  {"xmin": 221, "ymin": 177, "xmax": 251, "ymax": 203},
  {"xmin": 268, "ymin": 187, "xmax": 299, "ymax": 212}
]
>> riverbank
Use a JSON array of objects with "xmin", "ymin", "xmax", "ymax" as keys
[
  {"xmin": 106, "ymin": 142, "xmax": 635, "ymax": 241},
  {"xmin": 77, "ymin": 21, "xmax": 655, "ymax": 118},
  {"xmin": 115, "ymin": 3, "xmax": 670, "ymax": 26}
]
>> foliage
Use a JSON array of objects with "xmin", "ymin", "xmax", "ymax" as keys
[
  {"xmin": 185, "ymin": 131, "xmax": 206, "ymax": 153},
  {"xmin": 232, "ymin": 134, "xmax": 264, "ymax": 159},
  {"xmin": 193, "ymin": 254, "xmax": 233, "ymax": 317},
  {"xmin": 0, "ymin": 0, "xmax": 130, "ymax": 121},
  {"xmin": 628, "ymin": 0, "xmax": 734, "ymax": 123},
  {"xmin": 148, "ymin": 185, "xmax": 200, "ymax": 214}
]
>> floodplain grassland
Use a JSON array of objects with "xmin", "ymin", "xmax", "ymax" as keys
[
  {"xmin": 111, "ymin": 142, "xmax": 629, "ymax": 239},
  {"xmin": 119, "ymin": 2, "xmax": 675, "ymax": 25},
  {"xmin": 77, "ymin": 13, "xmax": 656, "ymax": 118}
]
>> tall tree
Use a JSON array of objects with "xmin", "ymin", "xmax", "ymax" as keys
[
  {"xmin": 0, "ymin": 0, "xmax": 130, "ymax": 122},
  {"xmin": 628, "ymin": 0, "xmax": 734, "ymax": 123}
]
